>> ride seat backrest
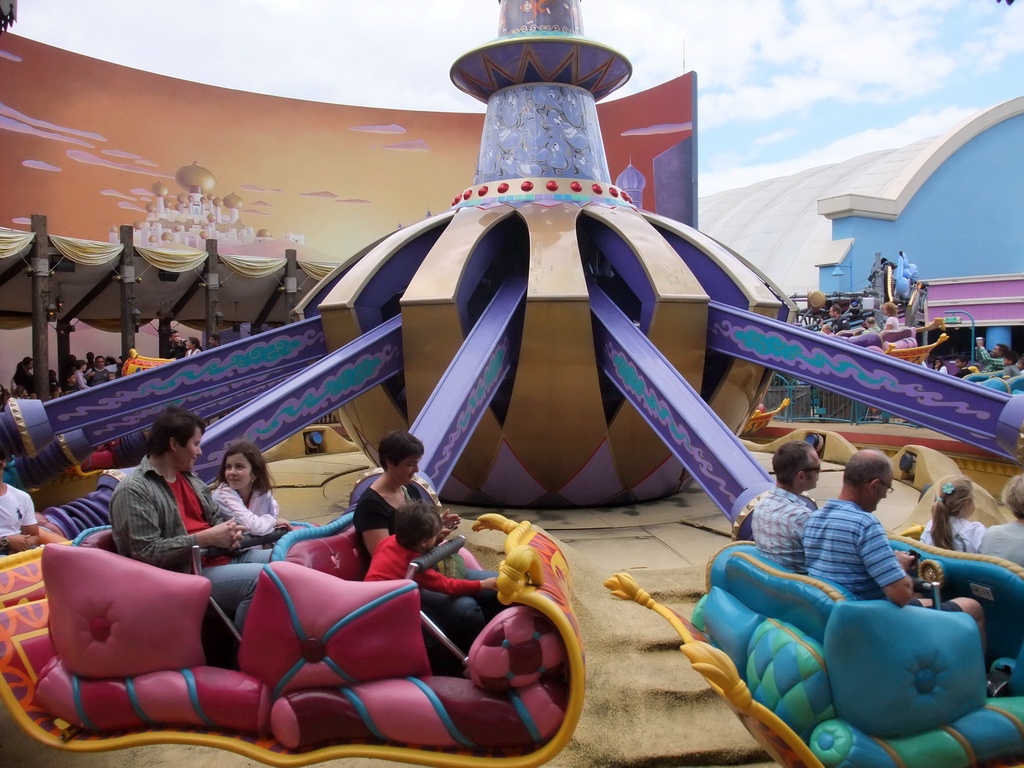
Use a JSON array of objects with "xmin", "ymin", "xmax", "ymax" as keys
[
  {"xmin": 41, "ymin": 544, "xmax": 209, "ymax": 678},
  {"xmin": 715, "ymin": 548, "xmax": 854, "ymax": 644},
  {"xmin": 698, "ymin": 585, "xmax": 835, "ymax": 743},
  {"xmin": 891, "ymin": 541, "xmax": 1024, "ymax": 661},
  {"xmin": 823, "ymin": 600, "xmax": 984, "ymax": 738},
  {"xmin": 745, "ymin": 617, "xmax": 835, "ymax": 743},
  {"xmin": 238, "ymin": 561, "xmax": 430, "ymax": 696},
  {"xmin": 281, "ymin": 526, "xmax": 369, "ymax": 581}
]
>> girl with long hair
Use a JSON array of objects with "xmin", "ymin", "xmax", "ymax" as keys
[
  {"xmin": 922, "ymin": 475, "xmax": 985, "ymax": 553},
  {"xmin": 211, "ymin": 439, "xmax": 290, "ymax": 535}
]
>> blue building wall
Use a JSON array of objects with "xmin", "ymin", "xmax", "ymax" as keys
[{"xmin": 827, "ymin": 114, "xmax": 1024, "ymax": 290}]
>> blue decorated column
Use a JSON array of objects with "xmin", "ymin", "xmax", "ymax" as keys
[{"xmin": 450, "ymin": 0, "xmax": 633, "ymax": 201}]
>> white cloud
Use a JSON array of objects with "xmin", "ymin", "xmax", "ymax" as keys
[
  {"xmin": 753, "ymin": 128, "xmax": 799, "ymax": 149},
  {"xmin": 701, "ymin": 104, "xmax": 979, "ymax": 195}
]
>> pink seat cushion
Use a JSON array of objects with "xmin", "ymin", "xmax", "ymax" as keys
[
  {"xmin": 270, "ymin": 676, "xmax": 564, "ymax": 750},
  {"xmin": 283, "ymin": 528, "xmax": 368, "ymax": 580},
  {"xmin": 37, "ymin": 657, "xmax": 272, "ymax": 735},
  {"xmin": 43, "ymin": 544, "xmax": 209, "ymax": 678},
  {"xmin": 468, "ymin": 605, "xmax": 566, "ymax": 691},
  {"xmin": 239, "ymin": 562, "xmax": 430, "ymax": 695}
]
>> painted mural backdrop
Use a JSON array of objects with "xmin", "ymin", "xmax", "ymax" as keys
[{"xmin": 0, "ymin": 35, "xmax": 693, "ymax": 259}]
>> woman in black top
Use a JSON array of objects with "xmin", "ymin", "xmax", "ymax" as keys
[
  {"xmin": 353, "ymin": 430, "xmax": 447, "ymax": 554},
  {"xmin": 353, "ymin": 430, "xmax": 502, "ymax": 661}
]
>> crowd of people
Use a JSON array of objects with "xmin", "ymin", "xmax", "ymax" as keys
[
  {"xmin": 2, "ymin": 353, "xmax": 123, "ymax": 404},
  {"xmin": 924, "ymin": 341, "xmax": 1022, "ymax": 378},
  {"xmin": 2, "ymin": 330, "xmax": 225, "ymax": 407},
  {"xmin": 164, "ymin": 329, "xmax": 220, "ymax": 359},
  {"xmin": 821, "ymin": 301, "xmax": 928, "ymax": 352},
  {"xmin": 820, "ymin": 301, "xmax": 1022, "ymax": 380}
]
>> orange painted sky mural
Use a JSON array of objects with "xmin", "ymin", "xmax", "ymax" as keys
[{"xmin": 0, "ymin": 35, "xmax": 693, "ymax": 261}]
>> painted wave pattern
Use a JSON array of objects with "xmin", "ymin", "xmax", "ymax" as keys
[
  {"xmin": 722, "ymin": 321, "xmax": 991, "ymax": 421},
  {"xmin": 605, "ymin": 342, "xmax": 732, "ymax": 502},
  {"xmin": 55, "ymin": 331, "xmax": 321, "ymax": 424},
  {"xmin": 247, "ymin": 346, "xmax": 400, "ymax": 441},
  {"xmin": 86, "ymin": 373, "xmax": 282, "ymax": 441},
  {"xmin": 429, "ymin": 343, "xmax": 509, "ymax": 479}
]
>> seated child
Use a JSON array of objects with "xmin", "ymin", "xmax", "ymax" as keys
[
  {"xmin": 366, "ymin": 500, "xmax": 497, "ymax": 595},
  {"xmin": 366, "ymin": 501, "xmax": 499, "ymax": 661},
  {"xmin": 923, "ymin": 475, "xmax": 985, "ymax": 553},
  {"xmin": 211, "ymin": 439, "xmax": 291, "ymax": 537}
]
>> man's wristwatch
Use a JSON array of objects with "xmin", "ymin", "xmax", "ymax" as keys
[{"xmin": 0, "ymin": 536, "xmax": 9, "ymax": 553}]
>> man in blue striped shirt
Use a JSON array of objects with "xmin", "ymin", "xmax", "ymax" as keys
[
  {"xmin": 803, "ymin": 450, "xmax": 909, "ymax": 601},
  {"xmin": 803, "ymin": 450, "xmax": 985, "ymax": 642}
]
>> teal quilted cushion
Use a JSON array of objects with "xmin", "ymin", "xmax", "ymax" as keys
[
  {"xmin": 746, "ymin": 618, "xmax": 835, "ymax": 741},
  {"xmin": 824, "ymin": 601, "xmax": 983, "ymax": 738}
]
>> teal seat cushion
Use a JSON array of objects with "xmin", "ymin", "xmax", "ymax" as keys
[
  {"xmin": 811, "ymin": 701, "xmax": 1024, "ymax": 768},
  {"xmin": 700, "ymin": 587, "xmax": 763, "ymax": 674},
  {"xmin": 745, "ymin": 618, "xmax": 834, "ymax": 741},
  {"xmin": 824, "ymin": 601, "xmax": 984, "ymax": 738},
  {"xmin": 717, "ymin": 547, "xmax": 852, "ymax": 643},
  {"xmin": 947, "ymin": 701, "xmax": 1024, "ymax": 762},
  {"xmin": 810, "ymin": 720, "xmax": 899, "ymax": 768}
]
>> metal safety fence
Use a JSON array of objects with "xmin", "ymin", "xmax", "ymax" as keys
[{"xmin": 760, "ymin": 374, "xmax": 918, "ymax": 427}]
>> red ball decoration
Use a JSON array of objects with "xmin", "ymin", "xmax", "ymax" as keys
[
  {"xmin": 592, "ymin": 183, "xmax": 603, "ymax": 194},
  {"xmin": 610, "ymin": 187, "xmax": 619, "ymax": 197},
  {"xmin": 478, "ymin": 186, "xmax": 488, "ymax": 196},
  {"xmin": 546, "ymin": 180, "xmax": 559, "ymax": 191},
  {"xmin": 570, "ymin": 181, "xmax": 582, "ymax": 192},
  {"xmin": 464, "ymin": 189, "xmax": 473, "ymax": 199},
  {"xmin": 497, "ymin": 183, "xmax": 509, "ymax": 193},
  {"xmin": 521, "ymin": 181, "xmax": 534, "ymax": 191}
]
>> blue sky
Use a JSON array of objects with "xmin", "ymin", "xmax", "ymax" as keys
[{"xmin": 8, "ymin": 0, "xmax": 1023, "ymax": 196}]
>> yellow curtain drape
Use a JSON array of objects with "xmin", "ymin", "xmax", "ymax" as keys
[
  {"xmin": 0, "ymin": 314, "xmax": 33, "ymax": 330},
  {"xmin": 220, "ymin": 253, "xmax": 286, "ymax": 278},
  {"xmin": 80, "ymin": 318, "xmax": 125, "ymax": 333},
  {"xmin": 49, "ymin": 234, "xmax": 123, "ymax": 267},
  {"xmin": 299, "ymin": 261, "xmax": 339, "ymax": 281},
  {"xmin": 0, "ymin": 228, "xmax": 35, "ymax": 261},
  {"xmin": 134, "ymin": 245, "xmax": 208, "ymax": 272}
]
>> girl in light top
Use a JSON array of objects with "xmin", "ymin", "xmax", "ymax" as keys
[
  {"xmin": 881, "ymin": 302, "xmax": 900, "ymax": 332},
  {"xmin": 212, "ymin": 439, "xmax": 290, "ymax": 535},
  {"xmin": 922, "ymin": 475, "xmax": 985, "ymax": 553}
]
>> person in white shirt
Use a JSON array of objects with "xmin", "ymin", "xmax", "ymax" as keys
[
  {"xmin": 184, "ymin": 337, "xmax": 204, "ymax": 357},
  {"xmin": 922, "ymin": 475, "xmax": 985, "ymax": 553},
  {"xmin": 980, "ymin": 474, "xmax": 1024, "ymax": 566},
  {"xmin": 0, "ymin": 449, "xmax": 40, "ymax": 555},
  {"xmin": 211, "ymin": 439, "xmax": 290, "ymax": 536}
]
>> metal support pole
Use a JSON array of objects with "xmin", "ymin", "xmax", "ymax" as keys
[
  {"xmin": 30, "ymin": 214, "xmax": 50, "ymax": 401},
  {"xmin": 204, "ymin": 238, "xmax": 219, "ymax": 343},
  {"xmin": 55, "ymin": 320, "xmax": 72, "ymax": 374},
  {"xmin": 119, "ymin": 225, "xmax": 137, "ymax": 359},
  {"xmin": 157, "ymin": 313, "xmax": 172, "ymax": 358},
  {"xmin": 284, "ymin": 247, "xmax": 299, "ymax": 322}
]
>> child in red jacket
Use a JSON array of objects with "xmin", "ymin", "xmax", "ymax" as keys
[{"xmin": 365, "ymin": 500, "xmax": 498, "ymax": 594}]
